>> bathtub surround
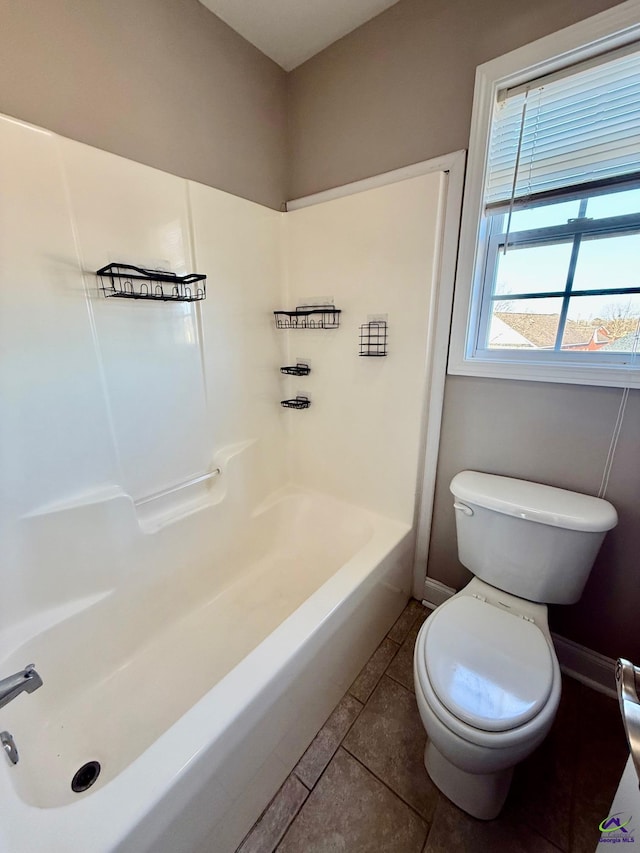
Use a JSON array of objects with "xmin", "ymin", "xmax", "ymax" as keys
[
  {"xmin": 284, "ymin": 172, "xmax": 445, "ymax": 522},
  {"xmin": 0, "ymin": 112, "xmax": 446, "ymax": 851},
  {"xmin": 0, "ymin": 114, "xmax": 287, "ymax": 639}
]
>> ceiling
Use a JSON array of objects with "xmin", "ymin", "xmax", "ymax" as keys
[{"xmin": 198, "ymin": 0, "xmax": 401, "ymax": 71}]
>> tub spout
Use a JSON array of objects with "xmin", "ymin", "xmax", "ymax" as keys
[{"xmin": 0, "ymin": 665, "xmax": 43, "ymax": 710}]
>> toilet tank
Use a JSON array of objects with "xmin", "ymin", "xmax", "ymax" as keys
[{"xmin": 450, "ymin": 471, "xmax": 618, "ymax": 605}]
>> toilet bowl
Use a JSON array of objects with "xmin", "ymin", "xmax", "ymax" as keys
[
  {"xmin": 413, "ymin": 579, "xmax": 561, "ymax": 819},
  {"xmin": 413, "ymin": 471, "xmax": 617, "ymax": 820}
]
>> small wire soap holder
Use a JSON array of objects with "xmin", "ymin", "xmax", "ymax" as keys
[
  {"xmin": 281, "ymin": 396, "xmax": 311, "ymax": 409},
  {"xmin": 97, "ymin": 263, "xmax": 206, "ymax": 302},
  {"xmin": 274, "ymin": 304, "xmax": 341, "ymax": 329},
  {"xmin": 359, "ymin": 320, "xmax": 388, "ymax": 356},
  {"xmin": 280, "ymin": 363, "xmax": 311, "ymax": 376}
]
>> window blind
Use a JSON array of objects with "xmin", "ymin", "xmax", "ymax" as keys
[{"xmin": 485, "ymin": 44, "xmax": 640, "ymax": 209}]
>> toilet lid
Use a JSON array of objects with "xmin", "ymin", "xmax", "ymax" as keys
[{"xmin": 423, "ymin": 596, "xmax": 553, "ymax": 732}]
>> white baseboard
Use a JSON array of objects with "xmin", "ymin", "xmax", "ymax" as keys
[
  {"xmin": 421, "ymin": 576, "xmax": 617, "ymax": 698},
  {"xmin": 550, "ymin": 633, "xmax": 616, "ymax": 698},
  {"xmin": 422, "ymin": 577, "xmax": 456, "ymax": 609}
]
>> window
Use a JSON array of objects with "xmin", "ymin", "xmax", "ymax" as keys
[
  {"xmin": 450, "ymin": 4, "xmax": 640, "ymax": 388},
  {"xmin": 481, "ymin": 187, "xmax": 640, "ymax": 358}
]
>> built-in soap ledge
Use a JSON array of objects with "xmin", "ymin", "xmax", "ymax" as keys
[
  {"xmin": 134, "ymin": 439, "xmax": 255, "ymax": 533},
  {"xmin": 22, "ymin": 440, "xmax": 255, "ymax": 533},
  {"xmin": 134, "ymin": 468, "xmax": 224, "ymax": 534},
  {"xmin": 22, "ymin": 477, "xmax": 224, "ymax": 533}
]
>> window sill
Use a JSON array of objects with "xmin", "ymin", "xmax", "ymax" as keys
[{"xmin": 447, "ymin": 353, "xmax": 640, "ymax": 389}]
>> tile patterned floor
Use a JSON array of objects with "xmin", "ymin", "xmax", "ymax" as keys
[{"xmin": 235, "ymin": 599, "xmax": 629, "ymax": 853}]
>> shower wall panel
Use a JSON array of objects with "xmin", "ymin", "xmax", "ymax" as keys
[
  {"xmin": 283, "ymin": 173, "xmax": 446, "ymax": 524},
  {"xmin": 0, "ymin": 114, "xmax": 286, "ymax": 638}
]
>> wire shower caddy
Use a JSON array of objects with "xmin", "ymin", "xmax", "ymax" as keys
[
  {"xmin": 274, "ymin": 304, "xmax": 341, "ymax": 330},
  {"xmin": 280, "ymin": 396, "xmax": 311, "ymax": 409},
  {"xmin": 97, "ymin": 263, "xmax": 206, "ymax": 302},
  {"xmin": 280, "ymin": 363, "xmax": 311, "ymax": 376},
  {"xmin": 359, "ymin": 320, "xmax": 388, "ymax": 356}
]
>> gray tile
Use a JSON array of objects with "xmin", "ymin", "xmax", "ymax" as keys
[
  {"xmin": 349, "ymin": 638, "xmax": 399, "ymax": 703},
  {"xmin": 343, "ymin": 675, "xmax": 439, "ymax": 821},
  {"xmin": 387, "ymin": 599, "xmax": 427, "ymax": 644},
  {"xmin": 506, "ymin": 674, "xmax": 581, "ymax": 851},
  {"xmin": 386, "ymin": 605, "xmax": 429, "ymax": 692},
  {"xmin": 294, "ymin": 693, "xmax": 363, "ymax": 789},
  {"xmin": 570, "ymin": 684, "xmax": 629, "ymax": 853},
  {"xmin": 277, "ymin": 748, "xmax": 427, "ymax": 853},
  {"xmin": 423, "ymin": 795, "xmax": 561, "ymax": 853},
  {"xmin": 237, "ymin": 774, "xmax": 308, "ymax": 853}
]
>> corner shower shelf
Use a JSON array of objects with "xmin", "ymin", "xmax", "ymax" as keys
[
  {"xmin": 97, "ymin": 263, "xmax": 206, "ymax": 302},
  {"xmin": 274, "ymin": 304, "xmax": 341, "ymax": 329},
  {"xmin": 281, "ymin": 396, "xmax": 311, "ymax": 409},
  {"xmin": 280, "ymin": 363, "xmax": 311, "ymax": 376},
  {"xmin": 359, "ymin": 320, "xmax": 388, "ymax": 356}
]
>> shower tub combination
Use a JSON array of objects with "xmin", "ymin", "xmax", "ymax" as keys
[
  {"xmin": 0, "ymin": 485, "xmax": 413, "ymax": 853},
  {"xmin": 0, "ymin": 106, "xmax": 453, "ymax": 852}
]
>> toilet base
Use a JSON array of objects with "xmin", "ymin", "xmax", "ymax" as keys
[{"xmin": 424, "ymin": 740, "xmax": 513, "ymax": 820}]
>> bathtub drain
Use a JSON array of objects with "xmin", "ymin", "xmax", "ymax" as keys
[{"xmin": 71, "ymin": 761, "xmax": 101, "ymax": 793}]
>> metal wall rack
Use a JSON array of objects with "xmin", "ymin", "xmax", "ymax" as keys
[
  {"xmin": 281, "ymin": 396, "xmax": 311, "ymax": 410},
  {"xmin": 280, "ymin": 363, "xmax": 311, "ymax": 377},
  {"xmin": 274, "ymin": 304, "xmax": 341, "ymax": 329},
  {"xmin": 359, "ymin": 320, "xmax": 388, "ymax": 357},
  {"xmin": 97, "ymin": 263, "xmax": 206, "ymax": 302}
]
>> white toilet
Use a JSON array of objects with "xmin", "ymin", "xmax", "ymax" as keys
[{"xmin": 413, "ymin": 470, "xmax": 618, "ymax": 820}]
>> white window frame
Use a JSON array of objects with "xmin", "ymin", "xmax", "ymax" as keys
[{"xmin": 449, "ymin": 0, "xmax": 640, "ymax": 389}]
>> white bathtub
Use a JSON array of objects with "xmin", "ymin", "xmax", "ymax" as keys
[{"xmin": 0, "ymin": 486, "xmax": 413, "ymax": 853}]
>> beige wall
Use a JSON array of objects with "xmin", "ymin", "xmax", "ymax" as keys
[
  {"xmin": 287, "ymin": 0, "xmax": 622, "ymax": 199},
  {"xmin": 0, "ymin": 0, "xmax": 287, "ymax": 209},
  {"xmin": 288, "ymin": 0, "xmax": 640, "ymax": 662},
  {"xmin": 431, "ymin": 377, "xmax": 640, "ymax": 661}
]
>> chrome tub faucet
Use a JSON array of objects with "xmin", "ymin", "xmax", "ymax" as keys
[{"xmin": 0, "ymin": 664, "xmax": 43, "ymax": 710}]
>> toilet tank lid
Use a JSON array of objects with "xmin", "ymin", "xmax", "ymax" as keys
[{"xmin": 450, "ymin": 471, "xmax": 618, "ymax": 533}]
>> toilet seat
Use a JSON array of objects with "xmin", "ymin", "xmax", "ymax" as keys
[
  {"xmin": 423, "ymin": 596, "xmax": 553, "ymax": 732},
  {"xmin": 414, "ymin": 594, "xmax": 561, "ymax": 750}
]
